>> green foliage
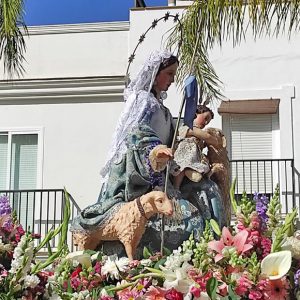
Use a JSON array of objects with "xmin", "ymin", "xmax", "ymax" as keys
[
  {"xmin": 143, "ymin": 246, "xmax": 152, "ymax": 259},
  {"xmin": 0, "ymin": 0, "xmax": 27, "ymax": 77},
  {"xmin": 238, "ymin": 191, "xmax": 256, "ymax": 227},
  {"xmin": 167, "ymin": 0, "xmax": 300, "ymax": 100},
  {"xmin": 266, "ymin": 184, "xmax": 282, "ymax": 234},
  {"xmin": 246, "ymin": 252, "xmax": 261, "ymax": 282},
  {"xmin": 32, "ymin": 188, "xmax": 71, "ymax": 274},
  {"xmin": 206, "ymin": 277, "xmax": 218, "ymax": 299},
  {"xmin": 210, "ymin": 218, "xmax": 221, "ymax": 236},
  {"xmin": 271, "ymin": 207, "xmax": 298, "ymax": 252},
  {"xmin": 192, "ymin": 221, "xmax": 214, "ymax": 269},
  {"xmin": 230, "ymin": 178, "xmax": 238, "ymax": 214}
]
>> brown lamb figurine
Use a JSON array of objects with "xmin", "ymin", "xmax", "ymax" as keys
[
  {"xmin": 72, "ymin": 191, "xmax": 173, "ymax": 260},
  {"xmin": 205, "ymin": 127, "xmax": 231, "ymax": 226}
]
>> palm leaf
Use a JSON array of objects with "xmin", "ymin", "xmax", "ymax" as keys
[
  {"xmin": 168, "ymin": 0, "xmax": 300, "ymax": 100},
  {"xmin": 0, "ymin": 0, "xmax": 27, "ymax": 77}
]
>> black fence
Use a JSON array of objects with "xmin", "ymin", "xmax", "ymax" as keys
[
  {"xmin": 0, "ymin": 189, "xmax": 81, "ymax": 252},
  {"xmin": 230, "ymin": 159, "xmax": 296, "ymax": 215}
]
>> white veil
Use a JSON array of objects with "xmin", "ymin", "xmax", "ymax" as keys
[{"xmin": 100, "ymin": 49, "xmax": 173, "ymax": 182}]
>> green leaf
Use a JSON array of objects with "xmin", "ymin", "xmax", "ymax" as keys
[
  {"xmin": 210, "ymin": 218, "xmax": 221, "ymax": 236},
  {"xmin": 162, "ymin": 246, "xmax": 172, "ymax": 256},
  {"xmin": 143, "ymin": 246, "xmax": 152, "ymax": 259},
  {"xmin": 67, "ymin": 279, "xmax": 72, "ymax": 293},
  {"xmin": 154, "ymin": 257, "xmax": 167, "ymax": 269},
  {"xmin": 230, "ymin": 178, "xmax": 237, "ymax": 214},
  {"xmin": 206, "ymin": 277, "xmax": 218, "ymax": 300},
  {"xmin": 103, "ymin": 285, "xmax": 116, "ymax": 297},
  {"xmin": 227, "ymin": 284, "xmax": 239, "ymax": 300}
]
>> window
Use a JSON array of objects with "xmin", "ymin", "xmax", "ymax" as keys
[
  {"xmin": 0, "ymin": 130, "xmax": 41, "ymax": 228},
  {"xmin": 223, "ymin": 113, "xmax": 279, "ymax": 194},
  {"xmin": 0, "ymin": 132, "xmax": 38, "ymax": 190}
]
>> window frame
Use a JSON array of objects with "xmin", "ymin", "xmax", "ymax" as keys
[{"xmin": 0, "ymin": 127, "xmax": 44, "ymax": 190}]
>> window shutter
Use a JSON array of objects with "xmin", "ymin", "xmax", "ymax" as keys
[
  {"xmin": 10, "ymin": 134, "xmax": 38, "ymax": 228},
  {"xmin": 0, "ymin": 134, "xmax": 8, "ymax": 190},
  {"xmin": 225, "ymin": 114, "xmax": 278, "ymax": 194},
  {"xmin": 230, "ymin": 114, "xmax": 273, "ymax": 160}
]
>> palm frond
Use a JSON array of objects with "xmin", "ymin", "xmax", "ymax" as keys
[
  {"xmin": 0, "ymin": 0, "xmax": 27, "ymax": 78},
  {"xmin": 168, "ymin": 0, "xmax": 300, "ymax": 100}
]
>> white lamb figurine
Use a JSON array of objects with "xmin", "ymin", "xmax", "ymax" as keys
[{"xmin": 72, "ymin": 191, "xmax": 173, "ymax": 260}]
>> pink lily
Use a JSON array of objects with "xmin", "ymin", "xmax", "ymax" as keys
[{"xmin": 208, "ymin": 227, "xmax": 253, "ymax": 262}]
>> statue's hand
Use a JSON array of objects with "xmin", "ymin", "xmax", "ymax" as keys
[
  {"xmin": 149, "ymin": 145, "xmax": 173, "ymax": 172},
  {"xmin": 156, "ymin": 147, "xmax": 173, "ymax": 162}
]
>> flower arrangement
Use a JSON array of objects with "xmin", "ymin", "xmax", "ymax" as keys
[
  {"xmin": 1, "ymin": 183, "xmax": 300, "ymax": 300},
  {"xmin": 0, "ymin": 192, "xmax": 70, "ymax": 299}
]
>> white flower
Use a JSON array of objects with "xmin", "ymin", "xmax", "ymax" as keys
[
  {"xmin": 71, "ymin": 290, "xmax": 91, "ymax": 300},
  {"xmin": 100, "ymin": 288, "xmax": 109, "ymax": 297},
  {"xmin": 140, "ymin": 259, "xmax": 152, "ymax": 266},
  {"xmin": 184, "ymin": 292, "xmax": 211, "ymax": 300},
  {"xmin": 261, "ymin": 250, "xmax": 292, "ymax": 280},
  {"xmin": 23, "ymin": 274, "xmax": 40, "ymax": 288},
  {"xmin": 48, "ymin": 294, "xmax": 61, "ymax": 300},
  {"xmin": 91, "ymin": 251, "xmax": 101, "ymax": 261},
  {"xmin": 115, "ymin": 257, "xmax": 129, "ymax": 272},
  {"xmin": 66, "ymin": 251, "xmax": 92, "ymax": 268},
  {"xmin": 101, "ymin": 256, "xmax": 120, "ymax": 280},
  {"xmin": 162, "ymin": 262, "xmax": 193, "ymax": 294},
  {"xmin": 0, "ymin": 240, "xmax": 12, "ymax": 252}
]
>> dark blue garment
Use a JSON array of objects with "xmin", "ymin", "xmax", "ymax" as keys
[{"xmin": 183, "ymin": 75, "xmax": 198, "ymax": 129}]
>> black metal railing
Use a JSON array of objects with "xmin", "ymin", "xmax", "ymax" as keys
[
  {"xmin": 230, "ymin": 159, "xmax": 296, "ymax": 215},
  {"xmin": 0, "ymin": 189, "xmax": 81, "ymax": 252}
]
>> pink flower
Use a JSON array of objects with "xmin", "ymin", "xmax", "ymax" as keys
[
  {"xmin": 128, "ymin": 260, "xmax": 140, "ymax": 268},
  {"xmin": 235, "ymin": 275, "xmax": 253, "ymax": 296},
  {"xmin": 250, "ymin": 212, "xmax": 261, "ymax": 229},
  {"xmin": 117, "ymin": 287, "xmax": 140, "ymax": 300},
  {"xmin": 188, "ymin": 269, "xmax": 212, "ymax": 292},
  {"xmin": 94, "ymin": 261, "xmax": 102, "ymax": 274},
  {"xmin": 190, "ymin": 285, "xmax": 201, "ymax": 298},
  {"xmin": 218, "ymin": 283, "xmax": 228, "ymax": 296},
  {"xmin": 165, "ymin": 288, "xmax": 184, "ymax": 300},
  {"xmin": 70, "ymin": 277, "xmax": 81, "ymax": 290},
  {"xmin": 208, "ymin": 227, "xmax": 253, "ymax": 262},
  {"xmin": 265, "ymin": 278, "xmax": 289, "ymax": 300},
  {"xmin": 144, "ymin": 286, "xmax": 167, "ymax": 300},
  {"xmin": 248, "ymin": 290, "xmax": 264, "ymax": 300},
  {"xmin": 248, "ymin": 230, "xmax": 261, "ymax": 245},
  {"xmin": 261, "ymin": 237, "xmax": 272, "ymax": 258}
]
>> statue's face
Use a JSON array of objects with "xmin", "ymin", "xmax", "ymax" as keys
[
  {"xmin": 155, "ymin": 62, "xmax": 178, "ymax": 92},
  {"xmin": 194, "ymin": 111, "xmax": 212, "ymax": 129}
]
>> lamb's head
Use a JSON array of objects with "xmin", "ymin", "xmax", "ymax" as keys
[
  {"xmin": 143, "ymin": 191, "xmax": 173, "ymax": 217},
  {"xmin": 206, "ymin": 127, "xmax": 227, "ymax": 149}
]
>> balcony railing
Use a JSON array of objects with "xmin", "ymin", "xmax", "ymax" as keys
[
  {"xmin": 230, "ymin": 159, "xmax": 296, "ymax": 215},
  {"xmin": 0, "ymin": 189, "xmax": 81, "ymax": 251}
]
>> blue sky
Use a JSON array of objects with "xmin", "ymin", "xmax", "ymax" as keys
[{"xmin": 24, "ymin": 0, "xmax": 168, "ymax": 26}]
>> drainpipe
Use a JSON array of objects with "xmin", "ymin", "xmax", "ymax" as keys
[{"xmin": 168, "ymin": 0, "xmax": 176, "ymax": 6}]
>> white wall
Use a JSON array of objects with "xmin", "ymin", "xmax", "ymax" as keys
[{"xmin": 1, "ymin": 22, "xmax": 130, "ymax": 79}]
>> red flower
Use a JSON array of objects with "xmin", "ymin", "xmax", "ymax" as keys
[
  {"xmin": 71, "ymin": 267, "xmax": 82, "ymax": 278},
  {"xmin": 165, "ymin": 288, "xmax": 184, "ymax": 300}
]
